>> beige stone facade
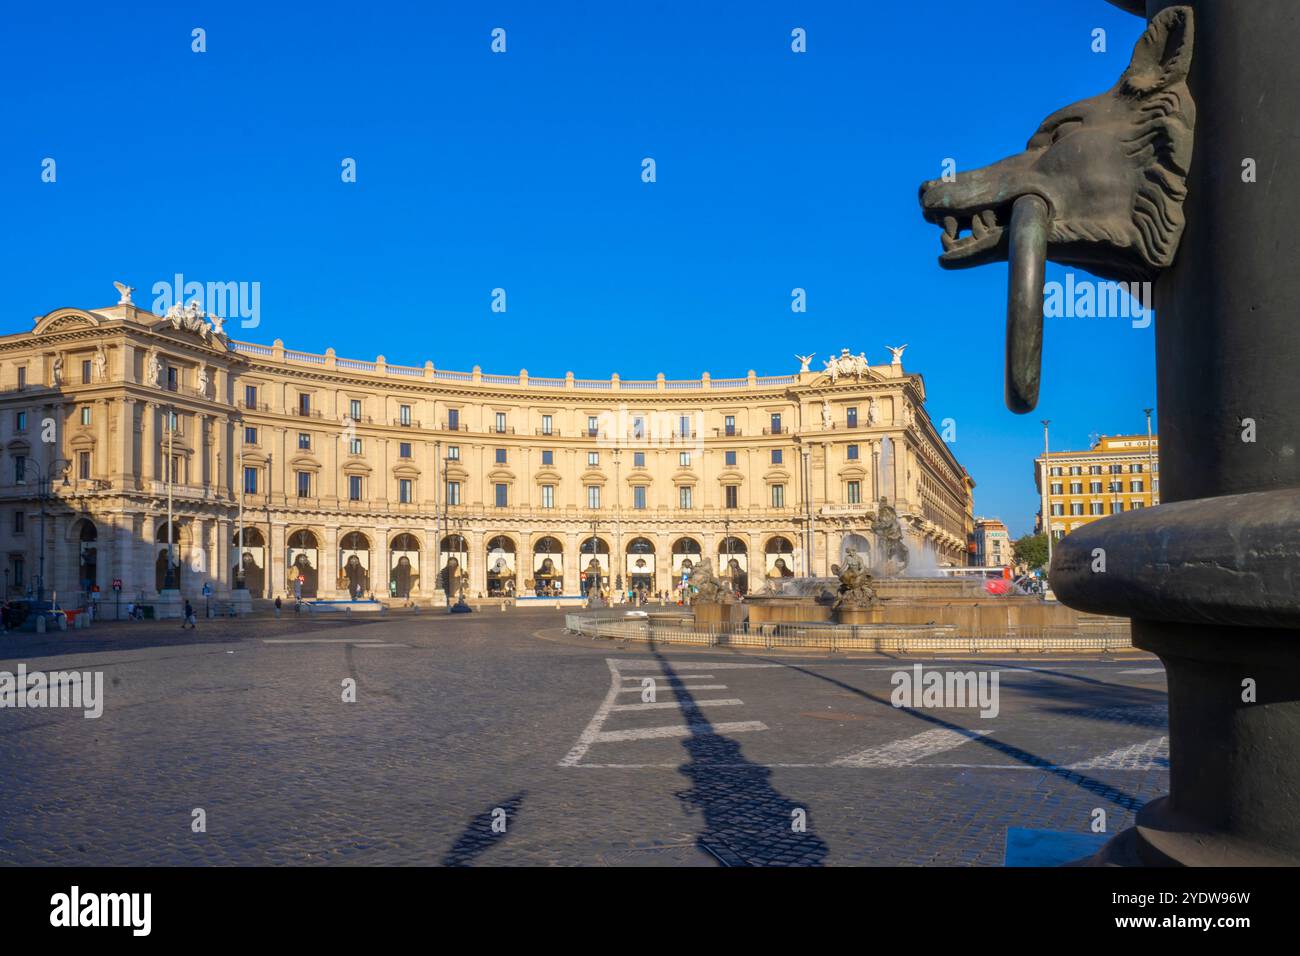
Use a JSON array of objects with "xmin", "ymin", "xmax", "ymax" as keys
[{"xmin": 0, "ymin": 299, "xmax": 974, "ymax": 611}]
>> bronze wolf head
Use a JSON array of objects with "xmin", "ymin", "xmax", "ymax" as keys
[{"xmin": 918, "ymin": 5, "xmax": 1195, "ymax": 410}]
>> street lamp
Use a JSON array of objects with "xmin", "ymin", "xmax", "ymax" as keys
[
  {"xmin": 27, "ymin": 457, "xmax": 71, "ymax": 605},
  {"xmin": 1041, "ymin": 419, "xmax": 1052, "ymax": 574}
]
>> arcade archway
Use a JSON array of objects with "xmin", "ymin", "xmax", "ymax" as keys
[
  {"xmin": 338, "ymin": 531, "xmax": 370, "ymax": 598},
  {"xmin": 389, "ymin": 532, "xmax": 421, "ymax": 598},
  {"xmin": 288, "ymin": 529, "xmax": 320, "ymax": 598},
  {"xmin": 233, "ymin": 527, "xmax": 266, "ymax": 596},
  {"xmin": 532, "ymin": 536, "xmax": 563, "ymax": 596},
  {"xmin": 486, "ymin": 535, "xmax": 517, "ymax": 596}
]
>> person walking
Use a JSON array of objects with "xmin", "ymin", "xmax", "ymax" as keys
[
  {"xmin": 183, "ymin": 600, "xmax": 197, "ymax": 630},
  {"xmin": 274, "ymin": 595, "xmax": 282, "ymax": 619}
]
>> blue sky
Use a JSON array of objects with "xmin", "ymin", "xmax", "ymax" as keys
[{"xmin": 0, "ymin": 1, "xmax": 1156, "ymax": 536}]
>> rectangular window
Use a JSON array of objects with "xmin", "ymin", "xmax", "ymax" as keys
[
  {"xmin": 399, "ymin": 478, "xmax": 413, "ymax": 503},
  {"xmin": 78, "ymin": 451, "xmax": 91, "ymax": 480},
  {"xmin": 846, "ymin": 407, "xmax": 858, "ymax": 428},
  {"xmin": 446, "ymin": 480, "xmax": 461, "ymax": 506},
  {"xmin": 770, "ymin": 413, "xmax": 782, "ymax": 434},
  {"xmin": 399, "ymin": 442, "xmax": 412, "ymax": 459},
  {"xmin": 632, "ymin": 417, "xmax": 644, "ymax": 439},
  {"xmin": 541, "ymin": 485, "xmax": 554, "ymax": 509},
  {"xmin": 16, "ymin": 412, "xmax": 27, "ymax": 431},
  {"xmin": 588, "ymin": 451, "xmax": 600, "ymax": 467},
  {"xmin": 13, "ymin": 511, "xmax": 24, "ymax": 533},
  {"xmin": 400, "ymin": 405, "xmax": 412, "ymax": 426},
  {"xmin": 1071, "ymin": 503, "xmax": 1085, "ymax": 516},
  {"xmin": 1130, "ymin": 479, "xmax": 1144, "ymax": 492},
  {"xmin": 244, "ymin": 467, "xmax": 258, "ymax": 494},
  {"xmin": 80, "ymin": 406, "xmax": 92, "ymax": 426},
  {"xmin": 244, "ymin": 384, "xmax": 258, "ymax": 407},
  {"xmin": 633, "ymin": 486, "xmax": 646, "ymax": 510},
  {"xmin": 244, "ymin": 426, "xmax": 257, "ymax": 445},
  {"xmin": 13, "ymin": 558, "xmax": 23, "ymax": 586},
  {"xmin": 298, "ymin": 432, "xmax": 311, "ymax": 450},
  {"xmin": 541, "ymin": 449, "xmax": 554, "ymax": 466},
  {"xmin": 1090, "ymin": 502, "xmax": 1104, "ymax": 515},
  {"xmin": 678, "ymin": 415, "xmax": 691, "ymax": 438},
  {"xmin": 772, "ymin": 484, "xmax": 785, "ymax": 508},
  {"xmin": 1070, "ymin": 466, "xmax": 1082, "ymax": 475},
  {"xmin": 1133, "ymin": 463, "xmax": 1145, "ymax": 473},
  {"xmin": 679, "ymin": 451, "xmax": 691, "ymax": 467},
  {"xmin": 298, "ymin": 393, "xmax": 311, "ymax": 415},
  {"xmin": 495, "ymin": 411, "xmax": 506, "ymax": 433},
  {"xmin": 350, "ymin": 399, "xmax": 362, "ymax": 421},
  {"xmin": 495, "ymin": 448, "xmax": 507, "ymax": 464},
  {"xmin": 725, "ymin": 450, "xmax": 737, "ymax": 467},
  {"xmin": 348, "ymin": 475, "xmax": 363, "ymax": 501},
  {"xmin": 17, "ymin": 367, "xmax": 26, "ymax": 388},
  {"xmin": 724, "ymin": 415, "xmax": 736, "ymax": 436},
  {"xmin": 1051, "ymin": 503, "xmax": 1064, "ymax": 516},
  {"xmin": 587, "ymin": 486, "xmax": 601, "ymax": 509},
  {"xmin": 633, "ymin": 451, "xmax": 645, "ymax": 468},
  {"xmin": 1070, "ymin": 481, "xmax": 1083, "ymax": 494},
  {"xmin": 297, "ymin": 471, "xmax": 311, "ymax": 498},
  {"xmin": 541, "ymin": 414, "xmax": 553, "ymax": 435},
  {"xmin": 349, "ymin": 437, "xmax": 363, "ymax": 455},
  {"xmin": 679, "ymin": 486, "xmax": 693, "ymax": 509},
  {"xmin": 1090, "ymin": 481, "xmax": 1102, "ymax": 493},
  {"xmin": 847, "ymin": 480, "xmax": 861, "ymax": 505},
  {"xmin": 588, "ymin": 416, "xmax": 599, "ymax": 437},
  {"xmin": 494, "ymin": 483, "xmax": 508, "ymax": 507},
  {"xmin": 771, "ymin": 449, "xmax": 783, "ymax": 465},
  {"xmin": 81, "ymin": 360, "xmax": 91, "ymax": 384},
  {"xmin": 447, "ymin": 408, "xmax": 460, "ymax": 430},
  {"xmin": 167, "ymin": 367, "xmax": 178, "ymax": 391},
  {"xmin": 14, "ymin": 456, "xmax": 25, "ymax": 483},
  {"xmin": 724, "ymin": 485, "xmax": 738, "ymax": 509},
  {"xmin": 1112, "ymin": 501, "xmax": 1124, "ymax": 514},
  {"xmin": 847, "ymin": 444, "xmax": 859, "ymax": 461},
  {"xmin": 1131, "ymin": 500, "xmax": 1145, "ymax": 509},
  {"xmin": 447, "ymin": 445, "xmax": 459, "ymax": 460}
]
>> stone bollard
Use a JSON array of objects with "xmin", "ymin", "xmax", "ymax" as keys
[{"xmin": 36, "ymin": 614, "xmax": 46, "ymax": 634}]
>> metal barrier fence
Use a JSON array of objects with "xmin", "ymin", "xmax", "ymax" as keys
[{"xmin": 564, "ymin": 612, "xmax": 1132, "ymax": 654}]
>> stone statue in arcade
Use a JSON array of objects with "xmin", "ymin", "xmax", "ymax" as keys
[
  {"xmin": 687, "ymin": 557, "xmax": 732, "ymax": 604},
  {"xmin": 831, "ymin": 546, "xmax": 876, "ymax": 609}
]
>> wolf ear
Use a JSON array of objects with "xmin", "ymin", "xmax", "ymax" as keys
[{"xmin": 1121, "ymin": 5, "xmax": 1194, "ymax": 95}]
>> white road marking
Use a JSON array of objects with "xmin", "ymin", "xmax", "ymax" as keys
[
  {"xmin": 262, "ymin": 639, "xmax": 388, "ymax": 645},
  {"xmin": 1119, "ymin": 668, "xmax": 1165, "ymax": 675},
  {"xmin": 559, "ymin": 659, "xmax": 629, "ymax": 767},
  {"xmin": 613, "ymin": 661, "xmax": 782, "ymax": 671},
  {"xmin": 617, "ymin": 684, "xmax": 728, "ymax": 693},
  {"xmin": 833, "ymin": 727, "xmax": 994, "ymax": 767},
  {"xmin": 1067, "ymin": 736, "xmax": 1169, "ymax": 770},
  {"xmin": 593, "ymin": 720, "xmax": 768, "ymax": 743},
  {"xmin": 611, "ymin": 698, "xmax": 744, "ymax": 712},
  {"xmin": 623, "ymin": 674, "xmax": 713, "ymax": 681}
]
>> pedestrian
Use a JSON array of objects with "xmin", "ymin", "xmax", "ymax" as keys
[
  {"xmin": 274, "ymin": 595, "xmax": 282, "ymax": 619},
  {"xmin": 183, "ymin": 600, "xmax": 197, "ymax": 630}
]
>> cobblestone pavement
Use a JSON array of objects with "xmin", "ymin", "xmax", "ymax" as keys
[{"xmin": 0, "ymin": 608, "xmax": 1169, "ymax": 866}]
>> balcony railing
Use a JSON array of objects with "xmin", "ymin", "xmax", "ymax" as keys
[{"xmin": 393, "ymin": 418, "xmax": 421, "ymax": 428}]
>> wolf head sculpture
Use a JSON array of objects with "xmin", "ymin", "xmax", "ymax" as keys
[{"xmin": 918, "ymin": 6, "xmax": 1195, "ymax": 410}]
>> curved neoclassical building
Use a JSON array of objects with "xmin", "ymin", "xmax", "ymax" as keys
[{"xmin": 0, "ymin": 293, "xmax": 975, "ymax": 613}]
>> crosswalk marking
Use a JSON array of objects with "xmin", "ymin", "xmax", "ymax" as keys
[
  {"xmin": 833, "ymin": 727, "xmax": 994, "ymax": 767},
  {"xmin": 611, "ymin": 698, "xmax": 744, "ymax": 712},
  {"xmin": 617, "ymin": 683, "xmax": 727, "ymax": 693},
  {"xmin": 1066, "ymin": 735, "xmax": 1168, "ymax": 770},
  {"xmin": 593, "ymin": 721, "xmax": 768, "ymax": 743}
]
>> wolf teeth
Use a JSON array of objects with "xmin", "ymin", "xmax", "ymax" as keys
[{"xmin": 943, "ymin": 216, "xmax": 958, "ymax": 238}]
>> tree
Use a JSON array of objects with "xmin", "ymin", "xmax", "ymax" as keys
[{"xmin": 1013, "ymin": 533, "xmax": 1049, "ymax": 572}]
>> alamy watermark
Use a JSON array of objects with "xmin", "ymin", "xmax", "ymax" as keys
[
  {"xmin": 151, "ymin": 272, "xmax": 261, "ymax": 328},
  {"xmin": 1045, "ymin": 272, "xmax": 1153, "ymax": 328},
  {"xmin": 891, "ymin": 664, "xmax": 999, "ymax": 718},
  {"xmin": 0, "ymin": 664, "xmax": 103, "ymax": 718}
]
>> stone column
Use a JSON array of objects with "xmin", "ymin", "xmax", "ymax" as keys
[
  {"xmin": 323, "ymin": 525, "xmax": 339, "ymax": 597},
  {"xmin": 120, "ymin": 398, "xmax": 137, "ymax": 490},
  {"xmin": 269, "ymin": 522, "xmax": 287, "ymax": 598},
  {"xmin": 141, "ymin": 402, "xmax": 157, "ymax": 484},
  {"xmin": 469, "ymin": 529, "xmax": 486, "ymax": 597},
  {"xmin": 95, "ymin": 399, "xmax": 110, "ymax": 479},
  {"xmin": 216, "ymin": 517, "xmax": 231, "ymax": 593},
  {"xmin": 564, "ymin": 530, "xmax": 579, "ymax": 595}
]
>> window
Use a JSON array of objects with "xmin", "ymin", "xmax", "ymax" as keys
[
  {"xmin": 244, "ymin": 426, "xmax": 257, "ymax": 445},
  {"xmin": 1130, "ymin": 479, "xmax": 1144, "ymax": 492},
  {"xmin": 679, "ymin": 486, "xmax": 693, "ymax": 509},
  {"xmin": 771, "ymin": 449, "xmax": 783, "ymax": 465},
  {"xmin": 446, "ymin": 480, "xmax": 461, "ymax": 506},
  {"xmin": 17, "ymin": 367, "xmax": 26, "ymax": 388},
  {"xmin": 633, "ymin": 451, "xmax": 645, "ymax": 468},
  {"xmin": 633, "ymin": 486, "xmax": 647, "ymax": 510},
  {"xmin": 847, "ymin": 444, "xmax": 859, "ymax": 461},
  {"xmin": 399, "ymin": 478, "xmax": 413, "ymax": 503},
  {"xmin": 1051, "ymin": 503, "xmax": 1064, "ymax": 516},
  {"xmin": 495, "ymin": 448, "xmax": 507, "ymax": 464},
  {"xmin": 16, "ymin": 412, "xmax": 27, "ymax": 431},
  {"xmin": 541, "ymin": 449, "xmax": 554, "ymax": 466},
  {"xmin": 1090, "ymin": 481, "xmax": 1103, "ymax": 493},
  {"xmin": 13, "ymin": 511, "xmax": 24, "ymax": 533},
  {"xmin": 678, "ymin": 415, "xmax": 691, "ymax": 438},
  {"xmin": 494, "ymin": 411, "xmax": 506, "ymax": 433},
  {"xmin": 1049, "ymin": 466, "xmax": 1062, "ymax": 477},
  {"xmin": 166, "ymin": 409, "xmax": 180, "ymax": 433},
  {"xmin": 298, "ymin": 393, "xmax": 311, "ymax": 415},
  {"xmin": 587, "ymin": 486, "xmax": 601, "ymax": 509},
  {"xmin": 14, "ymin": 456, "xmax": 26, "ymax": 483},
  {"xmin": 1110, "ymin": 464, "xmax": 1123, "ymax": 474},
  {"xmin": 772, "ymin": 484, "xmax": 785, "ymax": 508},
  {"xmin": 166, "ymin": 367, "xmax": 178, "ymax": 391},
  {"xmin": 724, "ymin": 415, "xmax": 736, "ymax": 436},
  {"xmin": 243, "ymin": 467, "xmax": 258, "ymax": 494},
  {"xmin": 724, "ymin": 485, "xmax": 738, "ymax": 509},
  {"xmin": 1071, "ymin": 503, "xmax": 1085, "ymax": 516},
  {"xmin": 245, "ymin": 384, "xmax": 258, "ymax": 407},
  {"xmin": 447, "ymin": 408, "xmax": 460, "ymax": 430},
  {"xmin": 349, "ymin": 437, "xmax": 363, "ymax": 455},
  {"xmin": 1089, "ymin": 465, "xmax": 1103, "ymax": 475},
  {"xmin": 847, "ymin": 481, "xmax": 861, "ymax": 505},
  {"xmin": 1133, "ymin": 463, "xmax": 1145, "ymax": 473},
  {"xmin": 494, "ymin": 483, "xmax": 508, "ymax": 507},
  {"xmin": 1112, "ymin": 501, "xmax": 1124, "ymax": 514},
  {"xmin": 1131, "ymin": 500, "xmax": 1145, "ymax": 509},
  {"xmin": 298, "ymin": 432, "xmax": 311, "ymax": 450},
  {"xmin": 81, "ymin": 360, "xmax": 91, "ymax": 384},
  {"xmin": 725, "ymin": 450, "xmax": 737, "ymax": 467},
  {"xmin": 447, "ymin": 445, "xmax": 459, "ymax": 460},
  {"xmin": 587, "ymin": 416, "xmax": 599, "ymax": 437},
  {"xmin": 541, "ymin": 414, "xmax": 553, "ymax": 435},
  {"xmin": 80, "ymin": 406, "xmax": 92, "ymax": 426},
  {"xmin": 13, "ymin": 558, "xmax": 23, "ymax": 587},
  {"xmin": 400, "ymin": 405, "xmax": 412, "ymax": 426},
  {"xmin": 632, "ymin": 417, "xmax": 645, "ymax": 439},
  {"xmin": 166, "ymin": 455, "xmax": 183, "ymax": 483},
  {"xmin": 1069, "ymin": 466, "xmax": 1082, "ymax": 475},
  {"xmin": 770, "ymin": 413, "xmax": 782, "ymax": 434},
  {"xmin": 1109, "ymin": 480, "xmax": 1122, "ymax": 493},
  {"xmin": 348, "ymin": 475, "xmax": 363, "ymax": 500},
  {"xmin": 588, "ymin": 451, "xmax": 600, "ymax": 467},
  {"xmin": 296, "ymin": 471, "xmax": 311, "ymax": 498},
  {"xmin": 78, "ymin": 451, "xmax": 91, "ymax": 480},
  {"xmin": 1070, "ymin": 481, "xmax": 1083, "ymax": 494},
  {"xmin": 1090, "ymin": 502, "xmax": 1104, "ymax": 515},
  {"xmin": 350, "ymin": 399, "xmax": 362, "ymax": 421},
  {"xmin": 846, "ymin": 407, "xmax": 858, "ymax": 428},
  {"xmin": 399, "ymin": 442, "xmax": 412, "ymax": 459},
  {"xmin": 541, "ymin": 485, "xmax": 554, "ymax": 509},
  {"xmin": 679, "ymin": 451, "xmax": 691, "ymax": 467}
]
